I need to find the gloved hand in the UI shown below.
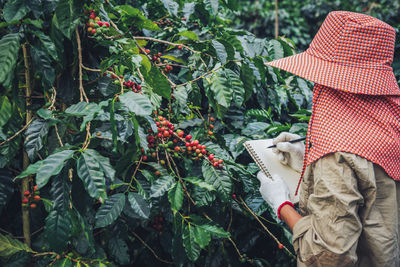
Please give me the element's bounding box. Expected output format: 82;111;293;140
257;172;292;219
272;132;305;173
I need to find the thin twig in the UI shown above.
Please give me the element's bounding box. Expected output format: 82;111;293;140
134;36;199;54
174;64;224;88
0;118;34;146
238;196;296;259
131;231;173;264
75;27;89;103
228;237;244;259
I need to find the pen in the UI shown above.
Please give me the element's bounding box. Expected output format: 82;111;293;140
267;136;307;148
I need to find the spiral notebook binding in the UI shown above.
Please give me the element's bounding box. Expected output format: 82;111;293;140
244;142;273;180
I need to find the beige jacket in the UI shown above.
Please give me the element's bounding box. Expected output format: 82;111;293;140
293;152;400;267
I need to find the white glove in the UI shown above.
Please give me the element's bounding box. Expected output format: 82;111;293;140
272;132;305;173
257;172;291;219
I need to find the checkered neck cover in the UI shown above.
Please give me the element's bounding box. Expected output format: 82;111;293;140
266;11;400;95
301;84;400;186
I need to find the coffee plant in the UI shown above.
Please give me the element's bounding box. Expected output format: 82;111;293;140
0;0;318;266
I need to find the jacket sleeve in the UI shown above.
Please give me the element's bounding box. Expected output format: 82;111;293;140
292;153;365;267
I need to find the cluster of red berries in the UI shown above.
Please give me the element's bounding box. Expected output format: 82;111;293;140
163;64;173;74
152;213;164;231
153;19;174;27
151;52;162;62
123;80;142;93
103;72;143;93
85;9;110;35
22;185;40;209
143;113;224;169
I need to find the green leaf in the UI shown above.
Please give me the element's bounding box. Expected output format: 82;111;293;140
127;192;150;219
162;0;179;17
0;96;12;128
205;68;233;118
224;69;244;107
45;210;72;253
108;237;130;265
50;169;71;212
65;102;98;116
202;160;232;202
197;224;230;238
240;63;255;102
77;151;107;201
168;182;183;211
3;0;31;22
0;169;14;214
269;39;284;60
177;30;199;41
36;150;75;189
15;160;44;179
0;33;20;86
119;91;153;116
150;176;175;198
30;44;55;89
161;55;186;65
204;0;219;16
53;258;73;267
183;177;215;191
212;40;227;64
142;66;171;99
36;109;53;120
0;233;32;259
95;193;126;228
32;30;58;61
53;0;80;39
140;55;151;72
84;149;116;182
183;3;196;20
182;224;201;262
24;118;49;161
193;226;211;249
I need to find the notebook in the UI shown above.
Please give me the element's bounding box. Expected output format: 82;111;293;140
244;139;301;203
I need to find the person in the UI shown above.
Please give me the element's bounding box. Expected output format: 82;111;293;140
257;11;400;267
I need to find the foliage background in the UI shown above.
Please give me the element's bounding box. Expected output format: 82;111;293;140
0;0;398;266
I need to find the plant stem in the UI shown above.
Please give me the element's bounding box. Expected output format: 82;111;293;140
21;44;31;247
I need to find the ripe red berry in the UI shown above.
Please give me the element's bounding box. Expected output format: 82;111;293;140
278;243;284;249
177;45;182;50
157;132;162;138
195;149;201;154
152;56;157;61
104;22;110;27
193;140;199;146
30;203;37;209
213;162;219;167
136;84;142;90
91;29;96;34
172;139;178;143
22;198;29;204
178;131;184;137
185;142;190;147
97;21;103;26
174;146;180;152
89;13;95;19
201;149;207;154
218;159;223;164
158;52;162;57
163;131;169;137
145;49;150;54
24;191;30;196
155;171;161;176
210;117;215;122
208;131;213;135
33;195;41;201
33;185;38;191
209;154;214;160
185;135;192;141
156;122;160;126
232;194;236;198
142;155;148;161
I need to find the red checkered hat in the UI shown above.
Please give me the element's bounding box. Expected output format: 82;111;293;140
266;11;400;95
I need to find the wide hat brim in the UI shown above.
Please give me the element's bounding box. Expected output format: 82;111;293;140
265;51;400;96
